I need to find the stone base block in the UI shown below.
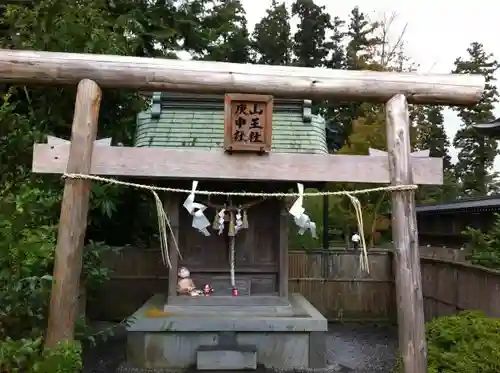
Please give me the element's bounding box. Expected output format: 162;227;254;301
126;293;328;370
196;345;257;370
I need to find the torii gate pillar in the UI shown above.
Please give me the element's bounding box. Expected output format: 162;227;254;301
386;94;427;373
44;79;102;348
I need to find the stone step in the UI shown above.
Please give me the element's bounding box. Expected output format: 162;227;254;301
164;295;295;317
168;295;291;307
196;345;257;371
163;305;294;317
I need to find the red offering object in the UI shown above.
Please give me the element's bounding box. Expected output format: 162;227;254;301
232;287;238;296
203;284;213;296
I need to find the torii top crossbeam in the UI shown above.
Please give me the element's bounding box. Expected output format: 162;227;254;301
0;49;485;105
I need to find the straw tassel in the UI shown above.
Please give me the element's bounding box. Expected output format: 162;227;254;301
228;211;236;236
212;209;220;230
242;209;249;229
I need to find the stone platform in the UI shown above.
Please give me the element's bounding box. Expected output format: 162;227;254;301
126;293;328;371
164;295;295;317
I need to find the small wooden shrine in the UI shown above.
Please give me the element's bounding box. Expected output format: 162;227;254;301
121;93;329;370
136;93;326;298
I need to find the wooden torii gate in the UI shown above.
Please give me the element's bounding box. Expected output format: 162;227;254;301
0;49;484;373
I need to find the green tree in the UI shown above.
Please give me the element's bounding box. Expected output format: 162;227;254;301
332;107;392;246
251;0;292;65
326;16;346;70
166;0;217;56
323;16;346;152
290;0;334;159
0;1;187;365
323;10;411;243
325;7;381;151
414;105;452;170
102;0;191;57
345;6;380;70
2;0;147;144
1;0;154;244
196;0;252;63
413;105;459;203
452;42;499;196
1;0;157;348
291;0;332;68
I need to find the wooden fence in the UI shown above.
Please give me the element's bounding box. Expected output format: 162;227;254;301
419;246;468;262
86;247;500;322
287;250;395;321
421;257;500;319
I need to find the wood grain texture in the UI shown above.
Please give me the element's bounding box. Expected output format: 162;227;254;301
47;135;111;146
0;49;484;105
369;148;431;158
385;94;428;373
32;145;444;185
45;79;102;348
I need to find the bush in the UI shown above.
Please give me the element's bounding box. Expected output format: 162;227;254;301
0;338;82;373
463;213;500;269
0;177;118;370
393;311;500;373
0;182;60;340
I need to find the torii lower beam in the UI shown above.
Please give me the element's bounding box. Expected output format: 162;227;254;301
0;49;485;105
32;145;443;185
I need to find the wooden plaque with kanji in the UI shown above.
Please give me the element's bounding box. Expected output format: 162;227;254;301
224;94;273;153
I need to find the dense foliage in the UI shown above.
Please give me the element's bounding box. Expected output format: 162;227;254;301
0;339;82;373
394;311;500;373
462;213;500;269
0;0;498;370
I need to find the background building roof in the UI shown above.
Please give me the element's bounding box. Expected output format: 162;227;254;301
416;195;500;214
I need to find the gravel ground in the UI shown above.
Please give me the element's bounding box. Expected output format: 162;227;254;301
83;323;397;373
325;324;397;372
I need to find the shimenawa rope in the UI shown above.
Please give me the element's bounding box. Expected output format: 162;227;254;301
62;173;418;274
63;173;416;197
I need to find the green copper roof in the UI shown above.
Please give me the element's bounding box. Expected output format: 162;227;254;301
135;93;327;154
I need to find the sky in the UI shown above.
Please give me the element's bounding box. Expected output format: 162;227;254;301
238;0;500;166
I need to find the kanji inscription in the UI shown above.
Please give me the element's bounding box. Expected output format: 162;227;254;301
224;94;273;153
